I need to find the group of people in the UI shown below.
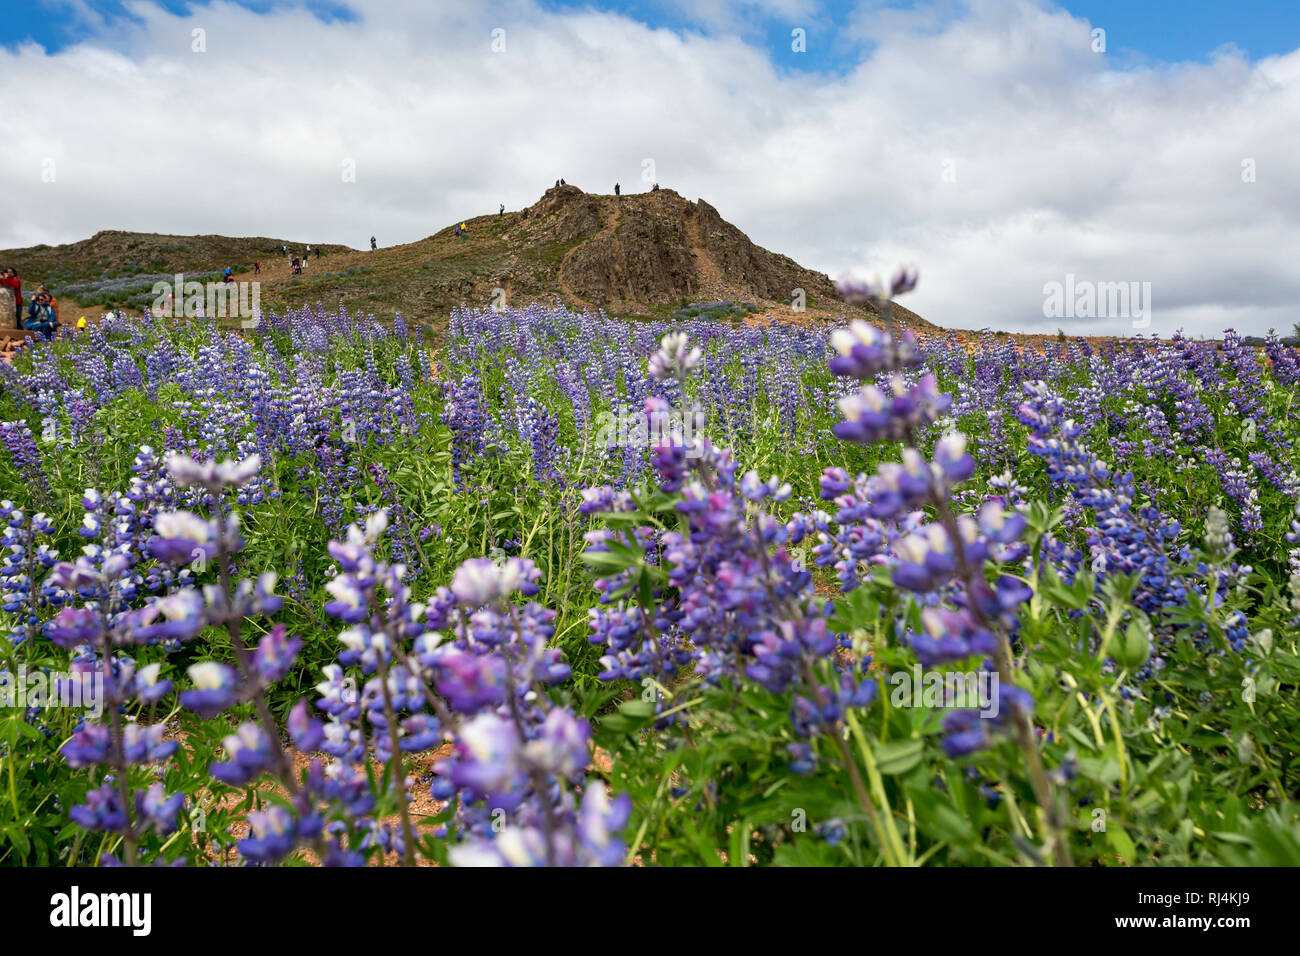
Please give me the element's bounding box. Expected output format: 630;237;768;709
289;247;314;274
1;267;59;338
282;244;319;267
551;178;658;195
24;286;57;338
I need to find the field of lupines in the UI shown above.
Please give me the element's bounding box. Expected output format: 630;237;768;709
1;276;1299;867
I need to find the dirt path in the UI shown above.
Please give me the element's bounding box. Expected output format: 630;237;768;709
683;202;725;297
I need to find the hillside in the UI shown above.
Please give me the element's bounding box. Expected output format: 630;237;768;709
3;230;348;285
0;188;931;329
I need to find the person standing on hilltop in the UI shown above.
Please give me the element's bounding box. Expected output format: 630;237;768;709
282;244;287;257
499;203;505;218
371;236;377;251
560;178;566;185
614;182;620;196
1;268;22;327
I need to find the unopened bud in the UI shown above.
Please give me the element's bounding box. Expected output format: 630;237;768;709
1113;616;1151;669
1204;505;1233;557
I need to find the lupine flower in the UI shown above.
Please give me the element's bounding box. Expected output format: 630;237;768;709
449;556;541;606
211;723;274;785
147;510;216;564
69;783;129;832
647;332;703;382
166;452;262;488
180;662;239;717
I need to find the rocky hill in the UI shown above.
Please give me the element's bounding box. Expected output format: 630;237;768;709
2;230;348;283
0;188;930;329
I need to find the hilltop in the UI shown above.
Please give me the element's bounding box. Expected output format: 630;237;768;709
0;188;931;329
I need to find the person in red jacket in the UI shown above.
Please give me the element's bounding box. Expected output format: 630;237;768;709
0;268;21;327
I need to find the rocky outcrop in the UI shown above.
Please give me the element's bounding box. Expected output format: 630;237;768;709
522;186;841;311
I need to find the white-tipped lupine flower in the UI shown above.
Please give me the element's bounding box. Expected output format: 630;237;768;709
166;452;261;488
450;556;541;606
647;332;703;381
364;510;388;543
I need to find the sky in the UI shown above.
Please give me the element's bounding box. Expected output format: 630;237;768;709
1;0;1298;337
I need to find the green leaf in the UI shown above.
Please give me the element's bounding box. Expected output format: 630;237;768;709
1107;825;1136;864
619;699;656;720
4;825;30;858
873;738;925;776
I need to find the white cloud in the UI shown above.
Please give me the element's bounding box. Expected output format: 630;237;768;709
1;0;1297;336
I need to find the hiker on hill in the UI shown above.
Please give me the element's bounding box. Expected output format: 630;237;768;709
499;203;505;218
370;236;377;251
560;178;566;185
254;261;261;274
555;179;560;188
614;182;620;196
282;244;287;257
1;268;21;327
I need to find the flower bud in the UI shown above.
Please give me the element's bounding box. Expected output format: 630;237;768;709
1204;505;1233;557
1113;616;1151;669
